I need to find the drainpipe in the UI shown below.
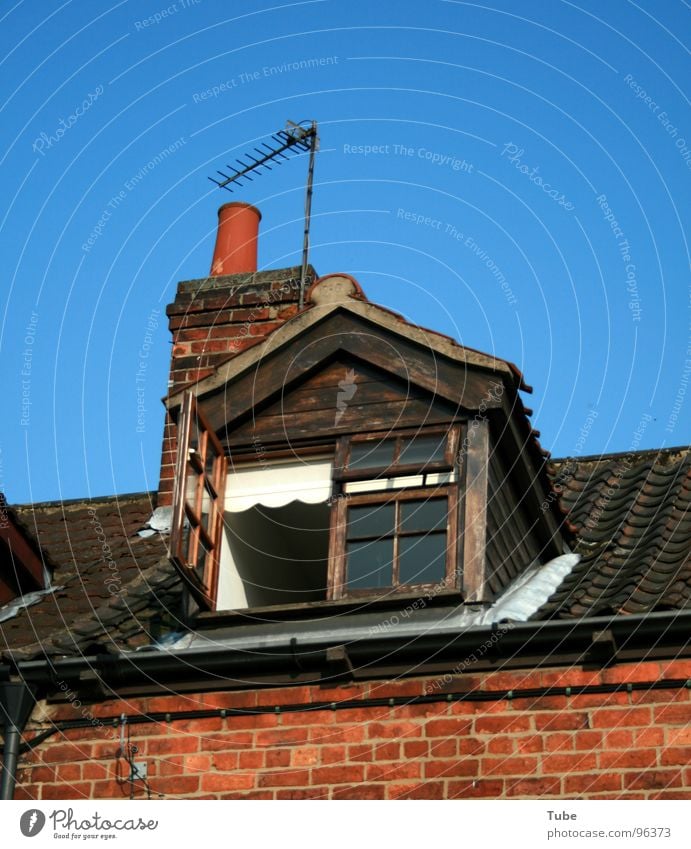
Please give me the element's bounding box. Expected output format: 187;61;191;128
0;682;36;800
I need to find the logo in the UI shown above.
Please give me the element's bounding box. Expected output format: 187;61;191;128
20;809;46;837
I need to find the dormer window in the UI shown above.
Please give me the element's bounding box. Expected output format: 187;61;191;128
329;429;461;599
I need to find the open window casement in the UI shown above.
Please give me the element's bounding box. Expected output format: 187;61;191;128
170;392;227;609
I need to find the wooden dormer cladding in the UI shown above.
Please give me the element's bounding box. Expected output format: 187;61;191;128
0;494;45;605
166;273;567;611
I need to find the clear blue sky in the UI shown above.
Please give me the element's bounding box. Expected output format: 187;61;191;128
1;0;689;504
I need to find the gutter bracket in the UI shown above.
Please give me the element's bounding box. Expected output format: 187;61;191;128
584;628;618;668
321;645;354;683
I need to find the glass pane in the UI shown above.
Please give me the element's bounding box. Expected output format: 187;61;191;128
348;439;395;470
346;538;393;590
347;503;395;539
398;534;447;585
185;464;199;505
398;435;446;466
196;534;210;584
400;498;447;533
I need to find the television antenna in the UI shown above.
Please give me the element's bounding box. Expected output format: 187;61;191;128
208;119;319;308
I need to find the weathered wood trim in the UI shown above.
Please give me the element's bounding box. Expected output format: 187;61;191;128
462;419;490;603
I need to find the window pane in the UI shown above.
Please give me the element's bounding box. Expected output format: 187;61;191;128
196;533;210;584
347;503;395;539
185;464;199;505
398;435;446;466
348;439;395;470
398;534;447;585
346;538;393;589
400;498;447;533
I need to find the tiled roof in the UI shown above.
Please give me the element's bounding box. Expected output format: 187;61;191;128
537;446;691;618
0;493;181;660
1;446;689;660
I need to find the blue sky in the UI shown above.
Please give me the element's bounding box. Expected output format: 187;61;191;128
0;0;689;503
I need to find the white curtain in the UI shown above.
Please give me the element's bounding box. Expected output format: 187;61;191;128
224;458;333;512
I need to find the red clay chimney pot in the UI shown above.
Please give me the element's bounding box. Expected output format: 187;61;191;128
210;201;261;276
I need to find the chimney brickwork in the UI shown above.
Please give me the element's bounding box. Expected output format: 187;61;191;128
156;203;317;505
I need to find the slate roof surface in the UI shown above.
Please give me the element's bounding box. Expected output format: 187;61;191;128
537;446;691;618
0;493;179;660
1;446;689;660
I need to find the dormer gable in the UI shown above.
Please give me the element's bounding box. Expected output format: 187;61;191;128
160;239;568;615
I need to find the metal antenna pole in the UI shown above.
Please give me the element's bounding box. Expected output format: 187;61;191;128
299;121;318;309
208;119;319;310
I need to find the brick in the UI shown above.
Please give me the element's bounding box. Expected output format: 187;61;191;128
459;738;485;756
200;773;255;792
653;704;691;725
402;740;428;759
387;781;446;800
600;749;657;770
667;727;691;746
475;715;532;734
258;769;311;788
542;753;598;774
424;759;479;779
212;752;240;770
292;747;319;766
660;747;691;766
42;782;93;799
564;772;623;794
372;741;401;760
238;751;264;769
425;718;472;737
515;735;543;754
534;712;588;731
573;731;602;750
321;745;347;764
333;783;386;800
447;779;505;799
146;736;199;755
367;761;421;782
482;756;539;777
201;731;254;751
624;770;683;790
505;777;562;797
276;788;328;800
256;728;309;747
633;727;665;747
56;764;81;781
311;765;364;785
590;707;652;728
601;662;661;684
349;744;375;762
428;738;457;757
312;724;364;745
487;737;513;754
266;749;291;767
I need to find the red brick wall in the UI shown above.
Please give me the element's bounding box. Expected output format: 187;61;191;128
157;267;307;506
15;659;691;800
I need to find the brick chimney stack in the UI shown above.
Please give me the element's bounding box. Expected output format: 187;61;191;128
157;205;316;506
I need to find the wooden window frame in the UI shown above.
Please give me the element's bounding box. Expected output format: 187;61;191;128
328;427;462;601
170;392;227;609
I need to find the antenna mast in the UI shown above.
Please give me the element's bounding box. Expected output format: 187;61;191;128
208;120;319;308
